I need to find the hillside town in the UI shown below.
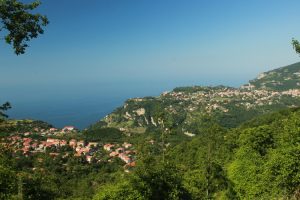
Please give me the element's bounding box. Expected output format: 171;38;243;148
163;88;300;113
102;87;300;133
0;126;136;170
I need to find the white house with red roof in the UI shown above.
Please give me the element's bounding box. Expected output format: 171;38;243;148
122;142;132;149
104;144;114;151
62;126;76;132
118;153;132;164
87;142;98;147
69;139;77;148
86;156;93;163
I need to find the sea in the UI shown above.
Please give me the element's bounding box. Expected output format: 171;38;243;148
3;79;243;130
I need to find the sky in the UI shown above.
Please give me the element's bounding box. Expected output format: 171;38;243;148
1;0;300;128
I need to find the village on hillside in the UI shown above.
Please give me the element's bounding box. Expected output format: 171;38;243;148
0;126;137;171
163;88;300;113
102;87;300;134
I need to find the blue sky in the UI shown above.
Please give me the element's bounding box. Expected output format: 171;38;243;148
1;0;300;127
2;0;300;88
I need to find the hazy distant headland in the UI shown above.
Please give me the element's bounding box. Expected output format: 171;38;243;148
5;78;247;129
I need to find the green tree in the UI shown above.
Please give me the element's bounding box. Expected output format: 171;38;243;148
227;109;300;199
0;148;18;200
94;180;144;200
0;102;11;120
94;159;191;200
0;0;48;55
292;38;300;55
20;173;56;200
0;165;17;200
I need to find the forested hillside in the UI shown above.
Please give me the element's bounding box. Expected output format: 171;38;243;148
1;0;299;199
1;108;299;199
0;63;299;199
92;63;300;136
0;119;52;134
248;62;300;91
93;108;300;200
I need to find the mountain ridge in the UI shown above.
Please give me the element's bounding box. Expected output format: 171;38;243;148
247;62;300;91
90;62;300;135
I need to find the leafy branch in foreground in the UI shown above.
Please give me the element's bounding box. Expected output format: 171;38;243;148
292;38;300;55
0;102;11;119
0;0;49;55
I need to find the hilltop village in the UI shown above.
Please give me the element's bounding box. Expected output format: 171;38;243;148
0;126;137;171
162;88;300;113
102;87;300;134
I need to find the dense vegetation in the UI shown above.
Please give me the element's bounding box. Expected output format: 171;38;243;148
1;1;299;199
83;127;126;143
0;63;299;199
0;119;52;133
93;108;300;200
0;145;123;200
0;107;299;199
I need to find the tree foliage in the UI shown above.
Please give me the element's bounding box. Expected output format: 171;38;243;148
0;0;48;55
0;102;11;120
0;165;17;200
0;108;300;199
292;38;300;55
94;161;191;200
227;108;300;199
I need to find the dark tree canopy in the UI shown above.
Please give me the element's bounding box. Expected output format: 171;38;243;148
0;102;11;119
0;0;48;55
292;38;300;55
